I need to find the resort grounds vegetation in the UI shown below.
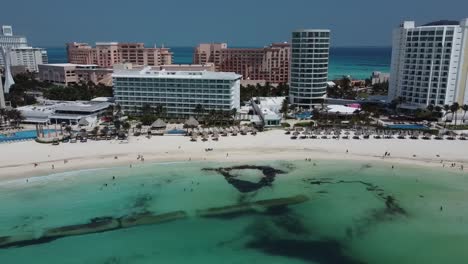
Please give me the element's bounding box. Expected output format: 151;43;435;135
5;73;112;106
130;103;238;127
43;83;113;101
327;77;389;100
0;108;25;128
240;82;289;102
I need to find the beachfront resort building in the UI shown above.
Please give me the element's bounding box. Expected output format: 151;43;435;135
289;29;331;107
67;42;173;68
389;19;468;108
0;25;47;72
38;63;113;86
18;100;113;125
193;42;290;84
113;68;241;117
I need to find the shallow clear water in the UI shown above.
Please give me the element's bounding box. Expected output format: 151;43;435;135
0;160;467;263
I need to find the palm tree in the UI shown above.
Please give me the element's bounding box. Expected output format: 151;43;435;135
450;103;460;126
154;104;166;119
426;104;434;113
5;109;24;128
443;104;450;116
461;104;468;124
280;99;289;118
230;108;237;121
122;122;131;131
434;105;442;118
193;104;205;120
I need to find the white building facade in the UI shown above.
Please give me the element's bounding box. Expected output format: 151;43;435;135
9;47;45;72
389;19;468;108
113;68;241;117
0;25;47;72
290;29;330;107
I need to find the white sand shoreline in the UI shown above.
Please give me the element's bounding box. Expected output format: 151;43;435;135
0;130;467;182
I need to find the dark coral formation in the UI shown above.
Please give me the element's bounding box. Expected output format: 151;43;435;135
203;165;286;193
0;211;188;249
246;237;363;264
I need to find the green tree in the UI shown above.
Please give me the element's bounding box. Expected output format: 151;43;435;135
193;104;205;119
462;104;468;123
122;122;131;131
280;98;289;117
450;102;460;126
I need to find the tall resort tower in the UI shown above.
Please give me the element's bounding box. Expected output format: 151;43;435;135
289;29;330;108
388;19;468;108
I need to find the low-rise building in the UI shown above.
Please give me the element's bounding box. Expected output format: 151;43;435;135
250;97;285;126
38;63;112;86
113;67;241;117
18;100;113;124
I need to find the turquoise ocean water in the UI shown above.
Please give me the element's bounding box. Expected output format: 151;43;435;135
46;46;391;80
0;160;467;263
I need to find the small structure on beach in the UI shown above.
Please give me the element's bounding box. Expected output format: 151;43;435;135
151;119;167;135
184;117;199;129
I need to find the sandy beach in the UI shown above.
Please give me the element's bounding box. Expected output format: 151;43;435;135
0;129;467;181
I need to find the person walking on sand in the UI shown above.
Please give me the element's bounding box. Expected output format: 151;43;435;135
52;164;55;170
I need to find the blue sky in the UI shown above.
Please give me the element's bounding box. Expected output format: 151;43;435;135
2;0;468;47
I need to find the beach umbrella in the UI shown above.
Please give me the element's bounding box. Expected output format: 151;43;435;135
151;119;167;129
184;116;199;128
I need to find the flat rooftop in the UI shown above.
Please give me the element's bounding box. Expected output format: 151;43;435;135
113;67;242;80
18;100;112;113
39;63;98;68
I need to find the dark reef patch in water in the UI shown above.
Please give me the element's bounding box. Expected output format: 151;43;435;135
203;165;286;193
305;178;407;239
131;194;153;213
246;237;363;264
272;213;310;236
305;178;407;217
0;235;61;249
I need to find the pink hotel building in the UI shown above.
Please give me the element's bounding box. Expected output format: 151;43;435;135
193;42;290;84
67;42;173;68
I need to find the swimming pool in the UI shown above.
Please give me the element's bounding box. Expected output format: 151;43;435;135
0;129;57;142
295;111;313;120
386;124;429;130
166;129;187;135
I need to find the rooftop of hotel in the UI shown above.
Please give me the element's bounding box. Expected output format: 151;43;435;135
18;101;112;114
39;63;99;68
255;97;287;108
113;67;242;80
422;20;460;26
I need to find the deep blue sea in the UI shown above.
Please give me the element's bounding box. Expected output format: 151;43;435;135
46;46;391;80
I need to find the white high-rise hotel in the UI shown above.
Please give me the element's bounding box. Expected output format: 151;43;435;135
389;19;468;108
113;68;241;117
0;25;48;72
290;29;330;107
